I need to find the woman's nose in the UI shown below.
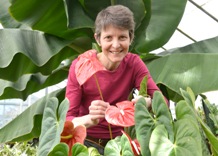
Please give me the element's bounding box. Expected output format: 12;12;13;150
112;39;121;48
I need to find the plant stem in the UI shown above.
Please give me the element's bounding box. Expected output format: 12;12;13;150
94;74;113;140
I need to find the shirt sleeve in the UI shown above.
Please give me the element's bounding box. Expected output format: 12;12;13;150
65;59;82;121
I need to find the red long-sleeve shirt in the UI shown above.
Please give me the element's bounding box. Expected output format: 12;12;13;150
66;51;162;139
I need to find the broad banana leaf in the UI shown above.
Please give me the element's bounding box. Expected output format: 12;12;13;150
148;36;218;102
0;67;68;100
134;0;187;53
0;29;73;81
0;0;22;28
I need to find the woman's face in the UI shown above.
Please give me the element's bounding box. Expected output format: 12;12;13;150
96;25;131;70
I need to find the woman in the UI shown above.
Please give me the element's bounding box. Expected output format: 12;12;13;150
65;4;167;154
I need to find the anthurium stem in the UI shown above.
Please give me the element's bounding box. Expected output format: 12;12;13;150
94;74;113;140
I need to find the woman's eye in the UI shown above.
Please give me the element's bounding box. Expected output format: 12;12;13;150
105;36;111;40
120;36;127;40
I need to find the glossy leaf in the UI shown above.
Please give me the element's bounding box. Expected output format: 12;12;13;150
134;0;187;52
152;91;174;141
150;120;201;156
71;143;89;156
37;98;69;156
81;0;146;30
0;66;69;100
135;91;173;156
148;36;218;102
180;88;218;155
105;101;135;127
75;50;105;85
48;143;69;156
0;0;22;28
104;137;122;156
0;29;73;81
9;0;93;40
0;89;65;143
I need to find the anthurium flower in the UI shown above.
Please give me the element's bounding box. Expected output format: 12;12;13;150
75;49;105;85
105;101;135;127
122;130;141;156
60;121;86;156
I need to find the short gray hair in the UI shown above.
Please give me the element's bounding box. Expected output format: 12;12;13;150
95;5;135;42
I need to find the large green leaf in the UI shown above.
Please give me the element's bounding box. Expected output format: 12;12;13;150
81;0;146;29
150;119;201;156
9;0;93;39
71;143;89;156
48;143;69;156
37;98;69;156
0;0;22;28
134;0;187;52
135;98;154;156
0;65;68;100
180;88;218;156
135;91;173;156
0;29;73;81
104;137;121;156
148;36;218;102
0;89;65;143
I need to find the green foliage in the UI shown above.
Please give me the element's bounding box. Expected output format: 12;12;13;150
1;0;218;155
37;98;69;155
139;76;148;97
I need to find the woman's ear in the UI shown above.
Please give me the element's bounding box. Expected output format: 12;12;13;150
94;33;101;46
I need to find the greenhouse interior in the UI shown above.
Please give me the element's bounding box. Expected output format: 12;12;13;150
1;0;218;128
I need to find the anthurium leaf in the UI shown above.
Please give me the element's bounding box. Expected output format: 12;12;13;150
135;97;154;156
104;136;121;156
148;36;218;102
87;147;101;156
121;134;134;156
180;87;196;108
0;66;68;100
71;143;89;156
0;89;65;143
139;76;148;97
149;125;173;156
150;119;202;156
9;0;93;39
175;100;196;122
48;143;69;156
179;87;218;155
135;91;174;156
37;97;69;156
152;91;174;141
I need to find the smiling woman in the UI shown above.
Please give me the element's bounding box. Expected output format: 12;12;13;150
65;5;166;155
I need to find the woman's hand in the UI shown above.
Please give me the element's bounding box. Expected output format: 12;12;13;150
132;95;152;109
88;100;110;126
